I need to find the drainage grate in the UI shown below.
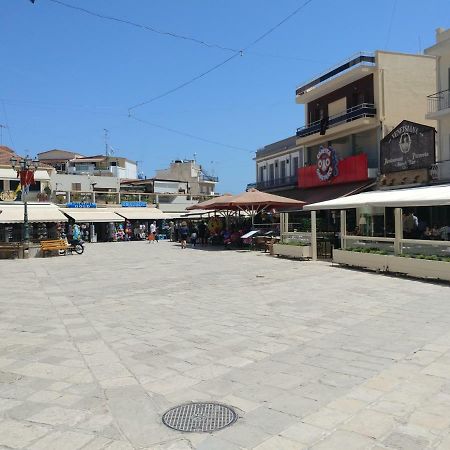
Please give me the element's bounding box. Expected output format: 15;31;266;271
162;402;238;432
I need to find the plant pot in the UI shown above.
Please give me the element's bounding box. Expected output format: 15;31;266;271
273;244;311;259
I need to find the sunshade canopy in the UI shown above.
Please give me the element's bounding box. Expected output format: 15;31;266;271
228;189;306;209
186;194;234;210
303;184;450;211
113;207;168;220
0;203;68;223
60;208;124;223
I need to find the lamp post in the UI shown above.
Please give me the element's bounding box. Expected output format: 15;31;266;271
10;155;39;243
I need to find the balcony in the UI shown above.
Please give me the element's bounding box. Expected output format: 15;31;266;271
296;103;377;139
256;175;298;191
427;89;450;118
296;52;376;97
430;160;450;183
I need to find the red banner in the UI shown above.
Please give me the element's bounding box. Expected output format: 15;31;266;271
18;170;35;187
298;153;368;188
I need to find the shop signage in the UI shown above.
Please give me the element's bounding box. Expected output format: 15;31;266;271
66;202;97;208
121;201;147;207
316;146;339;181
298;153;368;188
380;120;435;173
0;191;18;202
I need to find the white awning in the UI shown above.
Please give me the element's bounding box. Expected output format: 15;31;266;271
113;207;168;220
304;184;450;211
0;203;68;223
0;168;50;181
60;208;124;223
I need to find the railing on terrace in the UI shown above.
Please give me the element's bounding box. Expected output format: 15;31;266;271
257;175;298;190
296;103;376;138
430;160;450;182
296;52;376;96
427;89;450;114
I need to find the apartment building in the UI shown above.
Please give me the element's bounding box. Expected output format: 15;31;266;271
425;27;450;183
295;50;436;199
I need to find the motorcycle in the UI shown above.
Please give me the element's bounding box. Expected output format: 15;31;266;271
69;238;85;255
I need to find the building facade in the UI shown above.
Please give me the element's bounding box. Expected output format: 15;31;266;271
425;27;450;183
154;160;218;196
254;136;304;191
254;50;437;203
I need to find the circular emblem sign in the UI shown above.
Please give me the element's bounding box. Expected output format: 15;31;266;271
0;191;18;202
316;146;338;181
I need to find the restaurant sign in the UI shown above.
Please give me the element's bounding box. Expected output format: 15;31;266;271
380;120;435;173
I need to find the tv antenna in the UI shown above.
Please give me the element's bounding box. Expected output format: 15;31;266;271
103;129;110;156
0;124;7;146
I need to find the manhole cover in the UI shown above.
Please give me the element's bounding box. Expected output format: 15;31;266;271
162;402;238;432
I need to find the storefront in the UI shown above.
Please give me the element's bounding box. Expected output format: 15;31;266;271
0;203;68;242
60;207;124;242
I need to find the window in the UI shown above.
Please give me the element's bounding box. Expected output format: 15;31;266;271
293;157;299;173
280;160;286;178
259;166;264;182
72;183;81;191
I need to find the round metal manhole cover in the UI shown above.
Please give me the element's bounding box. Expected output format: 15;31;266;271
162;402;238;432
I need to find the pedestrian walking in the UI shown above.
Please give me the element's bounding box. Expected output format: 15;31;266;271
179;221;189;249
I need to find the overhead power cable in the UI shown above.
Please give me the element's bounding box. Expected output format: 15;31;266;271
46;0;238;53
129;115;252;153
128;0;314;112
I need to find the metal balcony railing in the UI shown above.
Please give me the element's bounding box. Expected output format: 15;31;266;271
430;160;450;182
256;175;298;190
427;89;450;114
296;103;376;138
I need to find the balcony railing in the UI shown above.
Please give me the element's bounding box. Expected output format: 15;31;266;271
427;89;450;114
256;175;298;190
296;103;376;139
430;160;450;182
200;174;219;182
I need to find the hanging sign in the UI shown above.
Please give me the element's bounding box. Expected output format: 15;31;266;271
380;120;435;173
316;146;339;181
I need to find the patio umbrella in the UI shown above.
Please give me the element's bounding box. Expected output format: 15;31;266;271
228;188;305;226
186;193;234;210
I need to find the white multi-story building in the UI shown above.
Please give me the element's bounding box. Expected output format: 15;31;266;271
425;27;450;183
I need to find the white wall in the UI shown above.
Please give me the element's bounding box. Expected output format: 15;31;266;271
256;149;304;182
51;173;120;192
124;161;138;179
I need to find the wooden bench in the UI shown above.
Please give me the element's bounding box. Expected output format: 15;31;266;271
0;243;23;259
40;239;71;256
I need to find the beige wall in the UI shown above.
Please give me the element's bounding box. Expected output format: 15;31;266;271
375;51;437;135
425;28;450;162
52;173;120;192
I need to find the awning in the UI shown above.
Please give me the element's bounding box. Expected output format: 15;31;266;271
60;208;124;223
279;181;374;205
113;207;168;220
0;168;50;181
304;184;450;211
0;203;68;223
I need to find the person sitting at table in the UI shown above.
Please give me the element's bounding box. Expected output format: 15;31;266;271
431;225;440;240
423;227;432;239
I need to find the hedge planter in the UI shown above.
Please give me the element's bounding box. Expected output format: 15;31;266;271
333;249;450;282
273;244;311;259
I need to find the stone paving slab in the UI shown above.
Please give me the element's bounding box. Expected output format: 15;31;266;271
0;241;449;449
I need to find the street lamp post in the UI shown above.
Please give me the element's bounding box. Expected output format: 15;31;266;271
10;155;39;243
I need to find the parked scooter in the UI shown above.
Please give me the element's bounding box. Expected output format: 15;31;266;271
69;239;84;255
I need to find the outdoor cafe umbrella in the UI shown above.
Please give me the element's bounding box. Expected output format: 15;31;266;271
186;193;234;211
228;188;305;226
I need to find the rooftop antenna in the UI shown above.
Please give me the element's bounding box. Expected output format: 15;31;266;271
193;152;197;162
0;124;7;146
103;129;109;156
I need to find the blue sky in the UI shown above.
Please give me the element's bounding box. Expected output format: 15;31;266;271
2;0;449;193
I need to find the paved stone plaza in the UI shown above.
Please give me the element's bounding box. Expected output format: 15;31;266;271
1;242;450;449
